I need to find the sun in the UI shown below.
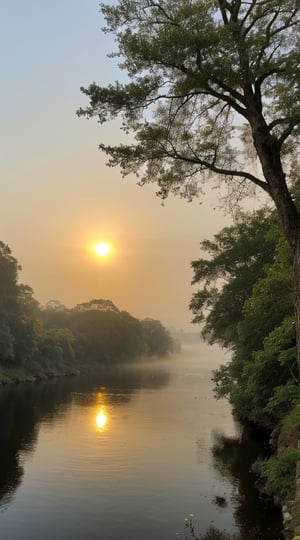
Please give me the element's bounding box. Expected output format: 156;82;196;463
95;242;110;257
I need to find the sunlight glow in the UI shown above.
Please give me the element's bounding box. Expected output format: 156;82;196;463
95;242;110;257
96;407;107;430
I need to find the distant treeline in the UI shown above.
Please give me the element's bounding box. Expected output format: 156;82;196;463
0;242;174;379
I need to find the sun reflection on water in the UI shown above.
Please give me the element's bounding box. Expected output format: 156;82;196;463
96;406;108;431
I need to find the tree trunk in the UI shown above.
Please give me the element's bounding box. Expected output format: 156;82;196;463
293;220;300;379
248;107;300;379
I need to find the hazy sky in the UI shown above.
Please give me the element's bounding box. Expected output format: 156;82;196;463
1;1;265;330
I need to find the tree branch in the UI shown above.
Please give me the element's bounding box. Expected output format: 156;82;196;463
155;59;248;118
142;2;180;27
254;67;284;99
159;143;270;194
268;117;300;132
278;122;299;148
217;0;230;24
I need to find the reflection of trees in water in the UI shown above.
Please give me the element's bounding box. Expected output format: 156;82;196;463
211;422;284;540
0;365;170;509
73;365;170;406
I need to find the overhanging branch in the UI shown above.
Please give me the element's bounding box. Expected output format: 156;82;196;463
159;144;271;194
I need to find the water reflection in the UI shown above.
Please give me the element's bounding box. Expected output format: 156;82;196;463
211;422;284;540
96;406;108;431
0;364;170;511
0;350;284;540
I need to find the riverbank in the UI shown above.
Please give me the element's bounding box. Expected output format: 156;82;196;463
273;408;300;540
0;351;173;387
247;405;300;540
0;360;84;386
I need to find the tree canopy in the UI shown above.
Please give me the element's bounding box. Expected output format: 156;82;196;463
190;209;278;347
191;208;298;423
0;242;174;379
78;1;299;231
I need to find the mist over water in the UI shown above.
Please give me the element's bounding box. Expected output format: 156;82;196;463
0;338;282;540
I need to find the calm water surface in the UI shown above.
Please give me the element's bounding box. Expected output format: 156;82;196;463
0;339;283;540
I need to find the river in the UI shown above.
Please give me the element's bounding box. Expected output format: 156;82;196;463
0;338;283;540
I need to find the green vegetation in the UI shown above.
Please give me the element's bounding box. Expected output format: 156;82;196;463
0;242;174;384
280;406;300;445
190;208;296;425
190;204;300;503
263;448;300;499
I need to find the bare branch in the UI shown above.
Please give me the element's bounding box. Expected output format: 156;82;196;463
278;122;299;148
217;0;230;24
240;0;259;28
268;117;299;132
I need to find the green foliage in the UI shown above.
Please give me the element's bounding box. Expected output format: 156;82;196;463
263;448;300;498
226;315;297;421
264;383;300;418
41;299;174;365
11;316;40;364
279;406;300;443
37;328;77;368
141;318;173;357
212;363;233;400
193;203;299;424
73;298;120;313
66;306;146;363
254;315;295;369
78;1;300;218
0;242;20;315
0;319;15;362
0;242;174;382
238;237;293;357
190;209;278;348
0;242;41;365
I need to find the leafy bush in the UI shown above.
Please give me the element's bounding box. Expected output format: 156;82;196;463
278;405;300;449
281;406;300;434
263;448;300;498
264;384;300;419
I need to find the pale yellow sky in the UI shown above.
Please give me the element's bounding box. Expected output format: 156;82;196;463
1;1;266;330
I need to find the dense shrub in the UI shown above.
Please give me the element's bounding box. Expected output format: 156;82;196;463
263;449;300;499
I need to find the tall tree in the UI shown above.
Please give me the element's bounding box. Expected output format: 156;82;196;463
190;209;279;348
78;1;300;368
0;242;20;316
0;242;40;363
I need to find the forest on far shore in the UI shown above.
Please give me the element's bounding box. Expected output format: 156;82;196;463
0;242;174;381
